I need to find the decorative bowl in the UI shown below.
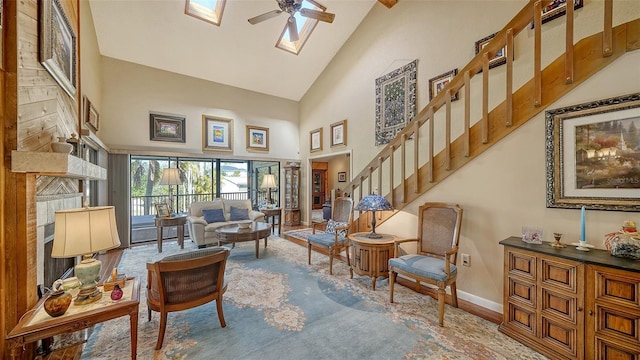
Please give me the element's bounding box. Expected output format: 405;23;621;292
50;142;73;154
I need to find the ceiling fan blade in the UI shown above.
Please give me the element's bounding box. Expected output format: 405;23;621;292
248;10;283;25
299;8;335;23
287;16;299;42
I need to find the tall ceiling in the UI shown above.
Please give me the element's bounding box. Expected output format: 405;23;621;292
89;0;379;101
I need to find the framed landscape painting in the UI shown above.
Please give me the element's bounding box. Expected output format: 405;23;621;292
39;0;77;98
546;93;640;212
246;125;269;152
150;113;186;142
203;115;233;152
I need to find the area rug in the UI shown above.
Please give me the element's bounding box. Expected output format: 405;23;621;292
81;237;547;360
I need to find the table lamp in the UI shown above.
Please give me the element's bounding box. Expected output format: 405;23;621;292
261;174;277;207
51;206;121;304
355;194;394;238
160;168;183;213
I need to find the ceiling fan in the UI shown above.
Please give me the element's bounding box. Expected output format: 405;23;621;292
247;0;335;42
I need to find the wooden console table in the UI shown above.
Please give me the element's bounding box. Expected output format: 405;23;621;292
6;277;141;360
348;232;397;290
155;216;187;253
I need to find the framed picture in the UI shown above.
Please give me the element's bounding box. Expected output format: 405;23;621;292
39;0;77;98
475;32;507;70
203;115;233;152
150;113;186;143
330;120;347;147
310;128;323;153
246;125;269;152
429;69;459;102
155;203;170;218
546;93;640;212
532;0;584;28
338;172;347;182
83;96;100;132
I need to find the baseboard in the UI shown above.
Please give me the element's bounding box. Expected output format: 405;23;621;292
457;289;503;314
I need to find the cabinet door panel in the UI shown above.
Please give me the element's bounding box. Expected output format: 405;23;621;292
541;258;579;293
542;288;577;322
595;338;640;360
595;305;640;343
508;250;536;280
509;277;536;307
507;302;536;335
541;316;578;357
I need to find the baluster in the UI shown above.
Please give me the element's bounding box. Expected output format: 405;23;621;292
464;71;470;157
413;122;419;193
565;0;574;84
506;29;514;127
603;0;613;56
445;89;452;171
428;107;434;182
378;156;383;197
534;1;542;107
482;52;489;144
401;134;407;203
389;145;395;205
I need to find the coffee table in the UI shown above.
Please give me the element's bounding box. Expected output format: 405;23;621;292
216;222;271;258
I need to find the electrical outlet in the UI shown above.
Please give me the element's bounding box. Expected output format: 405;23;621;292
462;254;471;267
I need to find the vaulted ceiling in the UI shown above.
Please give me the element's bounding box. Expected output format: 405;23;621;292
89;0;390;101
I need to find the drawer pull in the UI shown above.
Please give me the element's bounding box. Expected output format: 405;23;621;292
589;310;593;316
577;307;583;312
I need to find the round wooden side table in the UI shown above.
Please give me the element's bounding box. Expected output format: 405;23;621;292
348;232;397;290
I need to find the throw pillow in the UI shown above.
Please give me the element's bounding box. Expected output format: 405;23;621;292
202;208;226;223
325;219;348;238
230;206;250;221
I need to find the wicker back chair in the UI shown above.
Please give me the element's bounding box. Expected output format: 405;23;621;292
388;202;463;326
146;247;229;349
307;197;354;275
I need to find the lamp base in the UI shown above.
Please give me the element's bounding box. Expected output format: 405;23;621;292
74;287;103;305
367;232;383;239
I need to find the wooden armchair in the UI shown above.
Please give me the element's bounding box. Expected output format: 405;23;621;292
389;202;463;326
307;197;354;275
146;247;229;349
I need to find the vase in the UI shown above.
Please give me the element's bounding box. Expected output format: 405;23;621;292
44;290;72;317
110;283;123;301
50;137;73;154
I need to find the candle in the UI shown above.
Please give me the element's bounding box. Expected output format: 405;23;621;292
580;206;586;242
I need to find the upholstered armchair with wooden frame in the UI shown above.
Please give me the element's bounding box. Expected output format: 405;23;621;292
146;247;229;349
307;197;354;275
388;202;463;327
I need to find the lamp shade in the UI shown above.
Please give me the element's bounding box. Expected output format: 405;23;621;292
159;168;182;186
51;206;121;258
355;194;393;212
260;174;277;189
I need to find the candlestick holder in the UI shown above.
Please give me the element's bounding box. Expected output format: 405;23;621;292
551;233;566;248
572;241;594;251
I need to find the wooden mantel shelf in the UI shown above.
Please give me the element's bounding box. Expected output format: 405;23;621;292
11;151;107;180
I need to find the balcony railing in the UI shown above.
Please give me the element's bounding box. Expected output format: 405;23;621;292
131;190;279;217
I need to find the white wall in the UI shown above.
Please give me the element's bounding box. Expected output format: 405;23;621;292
300;0;640;310
99;57;300;161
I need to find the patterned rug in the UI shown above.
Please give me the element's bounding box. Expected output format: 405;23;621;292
81;237;547;360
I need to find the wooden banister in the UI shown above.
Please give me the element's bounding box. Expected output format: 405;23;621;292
339;0;638;227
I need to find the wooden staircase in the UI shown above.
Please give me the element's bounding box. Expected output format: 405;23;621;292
344;0;640;230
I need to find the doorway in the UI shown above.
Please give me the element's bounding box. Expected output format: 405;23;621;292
311;168;326;210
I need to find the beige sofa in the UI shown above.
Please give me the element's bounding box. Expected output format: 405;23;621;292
187;199;265;247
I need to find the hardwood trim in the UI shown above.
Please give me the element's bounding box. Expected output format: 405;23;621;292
565;0;575;84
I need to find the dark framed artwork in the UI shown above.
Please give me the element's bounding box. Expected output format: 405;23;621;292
246;125;269;152
532;0;584;28
546;93;640;212
428;69;459;102
475;32;507;70
39;0;77;98
375;60;417;146
83;96;99;132
203;115;233;152
338;172;346;182
150;113;186;143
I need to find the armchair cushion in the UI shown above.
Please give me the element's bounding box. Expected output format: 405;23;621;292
203;208;226;223
389;255;457;283
230;206;250;221
308;233;349;247
325;219;348;237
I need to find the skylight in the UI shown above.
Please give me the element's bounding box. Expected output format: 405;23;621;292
185;0;226;26
276;0;327;55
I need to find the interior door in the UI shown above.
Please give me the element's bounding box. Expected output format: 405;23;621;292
312;169;326;210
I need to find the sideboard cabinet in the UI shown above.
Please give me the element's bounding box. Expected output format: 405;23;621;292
499;237;640;360
283;165;300;226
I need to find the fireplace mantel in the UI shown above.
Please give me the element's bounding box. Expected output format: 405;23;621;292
11;151;107;180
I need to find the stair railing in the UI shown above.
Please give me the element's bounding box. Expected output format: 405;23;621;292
341;0;627;230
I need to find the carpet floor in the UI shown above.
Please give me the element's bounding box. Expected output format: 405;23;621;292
80;237;547;360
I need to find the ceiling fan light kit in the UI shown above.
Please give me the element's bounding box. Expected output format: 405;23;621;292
247;0;335;52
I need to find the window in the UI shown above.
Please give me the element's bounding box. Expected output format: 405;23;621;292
185;0;226;26
276;0;326;55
